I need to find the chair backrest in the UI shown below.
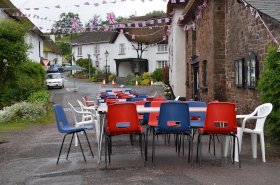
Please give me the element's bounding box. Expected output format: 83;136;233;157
107;103;141;135
148;101;165;127
68;102;80;124
187;101;206;122
156;101;191;133
254;103;273;131
204;102;237;134
141;101;151;125
53;104;70;133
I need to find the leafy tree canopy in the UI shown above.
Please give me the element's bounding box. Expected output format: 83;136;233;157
52;12;83;33
0;19;29;85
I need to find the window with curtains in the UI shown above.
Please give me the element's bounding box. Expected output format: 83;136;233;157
235;59;244;87
245;52;258;88
157;60;168;68
157;44;168;52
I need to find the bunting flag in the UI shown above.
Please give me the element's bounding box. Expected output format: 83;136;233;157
70;18;79;28
239;0;279;46
107;12;116;24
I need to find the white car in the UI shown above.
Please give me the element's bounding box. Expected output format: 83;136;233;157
45;73;64;89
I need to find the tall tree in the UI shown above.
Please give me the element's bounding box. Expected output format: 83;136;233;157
52;12;83;34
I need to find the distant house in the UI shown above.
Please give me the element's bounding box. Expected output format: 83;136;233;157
0;0;44;63
171;0;280;113
70;25;168;80
43;40;62;66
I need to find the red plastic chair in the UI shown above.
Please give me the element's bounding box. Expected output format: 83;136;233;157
198;102;240;168
105;103;144;168
105;98;119;105
82;96;95;107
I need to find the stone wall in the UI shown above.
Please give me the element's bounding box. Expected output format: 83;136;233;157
225;0;280;114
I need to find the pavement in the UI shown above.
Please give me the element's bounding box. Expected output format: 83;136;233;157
0;79;280;185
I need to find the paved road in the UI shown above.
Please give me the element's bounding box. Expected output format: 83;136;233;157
0;78;280;185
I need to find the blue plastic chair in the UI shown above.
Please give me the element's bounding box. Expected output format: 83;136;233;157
53;104;94;164
151;101;193;167
187;101;206;128
137;94;148;99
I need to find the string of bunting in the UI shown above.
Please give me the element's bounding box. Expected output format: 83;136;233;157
0;0;170;11
180;0;208;31
239;0;280;51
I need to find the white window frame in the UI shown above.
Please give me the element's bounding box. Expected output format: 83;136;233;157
157;60;168;69
77;47;82;56
157;44;168;53
119;43;125;54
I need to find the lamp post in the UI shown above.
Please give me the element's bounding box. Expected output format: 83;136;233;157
88;54;91;78
104;50;109;83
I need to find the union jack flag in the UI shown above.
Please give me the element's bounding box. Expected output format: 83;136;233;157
70;18;79;28
107;12;116;24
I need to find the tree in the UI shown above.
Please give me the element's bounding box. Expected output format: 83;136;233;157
257;46;280;142
0;19;29;87
145;10;166;18
52;12;83;34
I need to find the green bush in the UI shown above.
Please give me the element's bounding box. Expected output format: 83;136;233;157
109;73;116;82
12;61;46;101
257;46;280;142
28;90;50;104
0;102;48;123
76;58;95;76
141;72;152;85
152;68;163;82
126;73;136;85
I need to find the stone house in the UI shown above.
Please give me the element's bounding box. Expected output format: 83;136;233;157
43;39;62;66
173;0;280;113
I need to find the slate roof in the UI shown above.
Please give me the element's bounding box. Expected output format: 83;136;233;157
0;0;44;37
121;27;167;44
70;31;118;46
244;0;280;23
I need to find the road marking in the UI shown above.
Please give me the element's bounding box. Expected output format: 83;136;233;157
66;88;78;92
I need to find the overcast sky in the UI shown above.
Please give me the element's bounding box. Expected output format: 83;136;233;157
10;0;168;32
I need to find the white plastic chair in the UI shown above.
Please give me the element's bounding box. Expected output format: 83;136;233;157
225;103;273;162
77;100;102;163
68;102;99;149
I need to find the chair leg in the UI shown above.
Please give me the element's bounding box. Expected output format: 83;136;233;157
260;133;266;162
66;133;74;160
105;135;108;168
190;134;194;168
235;135;241;168
198;134;203;168
77;134;86;163
145;127;149;162
232;135;235;164
251;133;258;159
213;135;216;156
57;134;68;165
84;131;94;158
152;133;156;168
140;134;143;156
109;136;111;164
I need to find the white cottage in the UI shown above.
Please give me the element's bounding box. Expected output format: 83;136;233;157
43;40;62;66
70;27;168;80
0;0;45;63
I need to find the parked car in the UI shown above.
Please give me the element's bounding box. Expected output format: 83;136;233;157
45;73;64;89
47;64;64;73
62;63;72;71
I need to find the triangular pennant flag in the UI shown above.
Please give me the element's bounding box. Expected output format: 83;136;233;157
157;19;162;24
142;21;146;27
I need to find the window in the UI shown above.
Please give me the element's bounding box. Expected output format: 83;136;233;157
202;60;207;89
119;43;125;54
93;44;100;55
77;47;82;56
234;59;244;87
157;44;168;52
245;52;257;88
157;60;168;68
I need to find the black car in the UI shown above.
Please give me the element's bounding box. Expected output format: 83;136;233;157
47;64;64;73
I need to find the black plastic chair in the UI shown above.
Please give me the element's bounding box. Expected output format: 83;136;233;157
53;104;94;164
